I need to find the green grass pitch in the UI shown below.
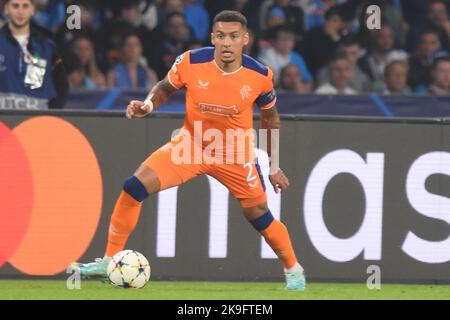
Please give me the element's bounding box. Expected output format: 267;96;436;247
0;280;449;300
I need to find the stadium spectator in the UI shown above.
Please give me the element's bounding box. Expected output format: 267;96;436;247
423;0;450;51
408;30;444;92
266;0;305;37
31;0;66;32
65;53;98;90
3;0;446;99
266;6;287;29
358;25;408;92
380;0;408;49
300;5;347;76
278;64;312;93
70;35;106;89
427;55;450;95
148;12;191;79
183;0;209;42
258;26;312;88
0;0;68;109
401;0;429;37
107;33;158;90
96;0;156;74
382;60;412;95
302;0;341;30
316;35;371;93
315;54;357;94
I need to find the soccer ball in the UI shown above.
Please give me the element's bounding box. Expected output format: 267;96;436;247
107;250;151;288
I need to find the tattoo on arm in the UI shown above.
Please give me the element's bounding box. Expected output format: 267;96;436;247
260;106;281;130
145;76;179;110
260;106;281;171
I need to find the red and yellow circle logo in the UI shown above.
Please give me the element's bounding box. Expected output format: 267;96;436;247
0;116;103;275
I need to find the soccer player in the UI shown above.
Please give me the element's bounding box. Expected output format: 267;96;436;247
71;11;305;291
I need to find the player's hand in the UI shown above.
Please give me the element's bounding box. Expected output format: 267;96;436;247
269;168;290;193
126;100;152;119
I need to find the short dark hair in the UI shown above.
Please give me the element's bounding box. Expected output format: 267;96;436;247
324;5;346;21
338;34;360;48
268;25;294;41
212;10;247;29
329;51;350;65
165;12;186;25
418;28;440;41
432;55;450;70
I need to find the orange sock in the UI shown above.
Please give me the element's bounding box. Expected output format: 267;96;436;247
260;220;298;269
105;191;142;257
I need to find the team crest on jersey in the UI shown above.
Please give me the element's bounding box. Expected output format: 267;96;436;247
240;85;252;100
199;103;238;116
198;80;210;89
171;53;185;74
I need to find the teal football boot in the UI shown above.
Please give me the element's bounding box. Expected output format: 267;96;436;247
69;257;111;281
284;263;306;291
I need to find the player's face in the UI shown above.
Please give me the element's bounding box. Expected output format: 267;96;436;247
211;22;249;64
5;0;35;29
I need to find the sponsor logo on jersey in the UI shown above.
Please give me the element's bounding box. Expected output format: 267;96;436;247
198;103;238;116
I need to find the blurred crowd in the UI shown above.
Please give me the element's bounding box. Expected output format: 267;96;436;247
1;0;450;96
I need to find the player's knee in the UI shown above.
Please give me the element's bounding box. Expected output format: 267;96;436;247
249;209;274;232
123;176;149;202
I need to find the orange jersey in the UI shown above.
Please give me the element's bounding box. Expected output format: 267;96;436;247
167;47;276;161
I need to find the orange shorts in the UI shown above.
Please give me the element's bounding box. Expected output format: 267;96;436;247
142;140;267;208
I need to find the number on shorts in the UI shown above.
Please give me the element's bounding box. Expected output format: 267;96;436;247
243;162;258;188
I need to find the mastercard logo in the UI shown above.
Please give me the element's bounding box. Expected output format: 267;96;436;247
0;116;103;275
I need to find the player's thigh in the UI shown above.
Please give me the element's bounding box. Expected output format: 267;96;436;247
140;142;204;192
209;161;267;210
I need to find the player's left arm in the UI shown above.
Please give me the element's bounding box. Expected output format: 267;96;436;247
260;106;290;193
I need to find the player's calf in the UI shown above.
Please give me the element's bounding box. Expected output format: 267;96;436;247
104;176;149;257
247;208;306;291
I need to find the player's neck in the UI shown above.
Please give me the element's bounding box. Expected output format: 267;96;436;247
214;56;242;74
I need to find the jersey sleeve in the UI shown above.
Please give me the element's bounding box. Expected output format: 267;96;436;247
167;51;190;90
255;68;277;110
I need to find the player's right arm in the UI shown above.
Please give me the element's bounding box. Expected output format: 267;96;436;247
126;76;179;119
126;52;189;119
